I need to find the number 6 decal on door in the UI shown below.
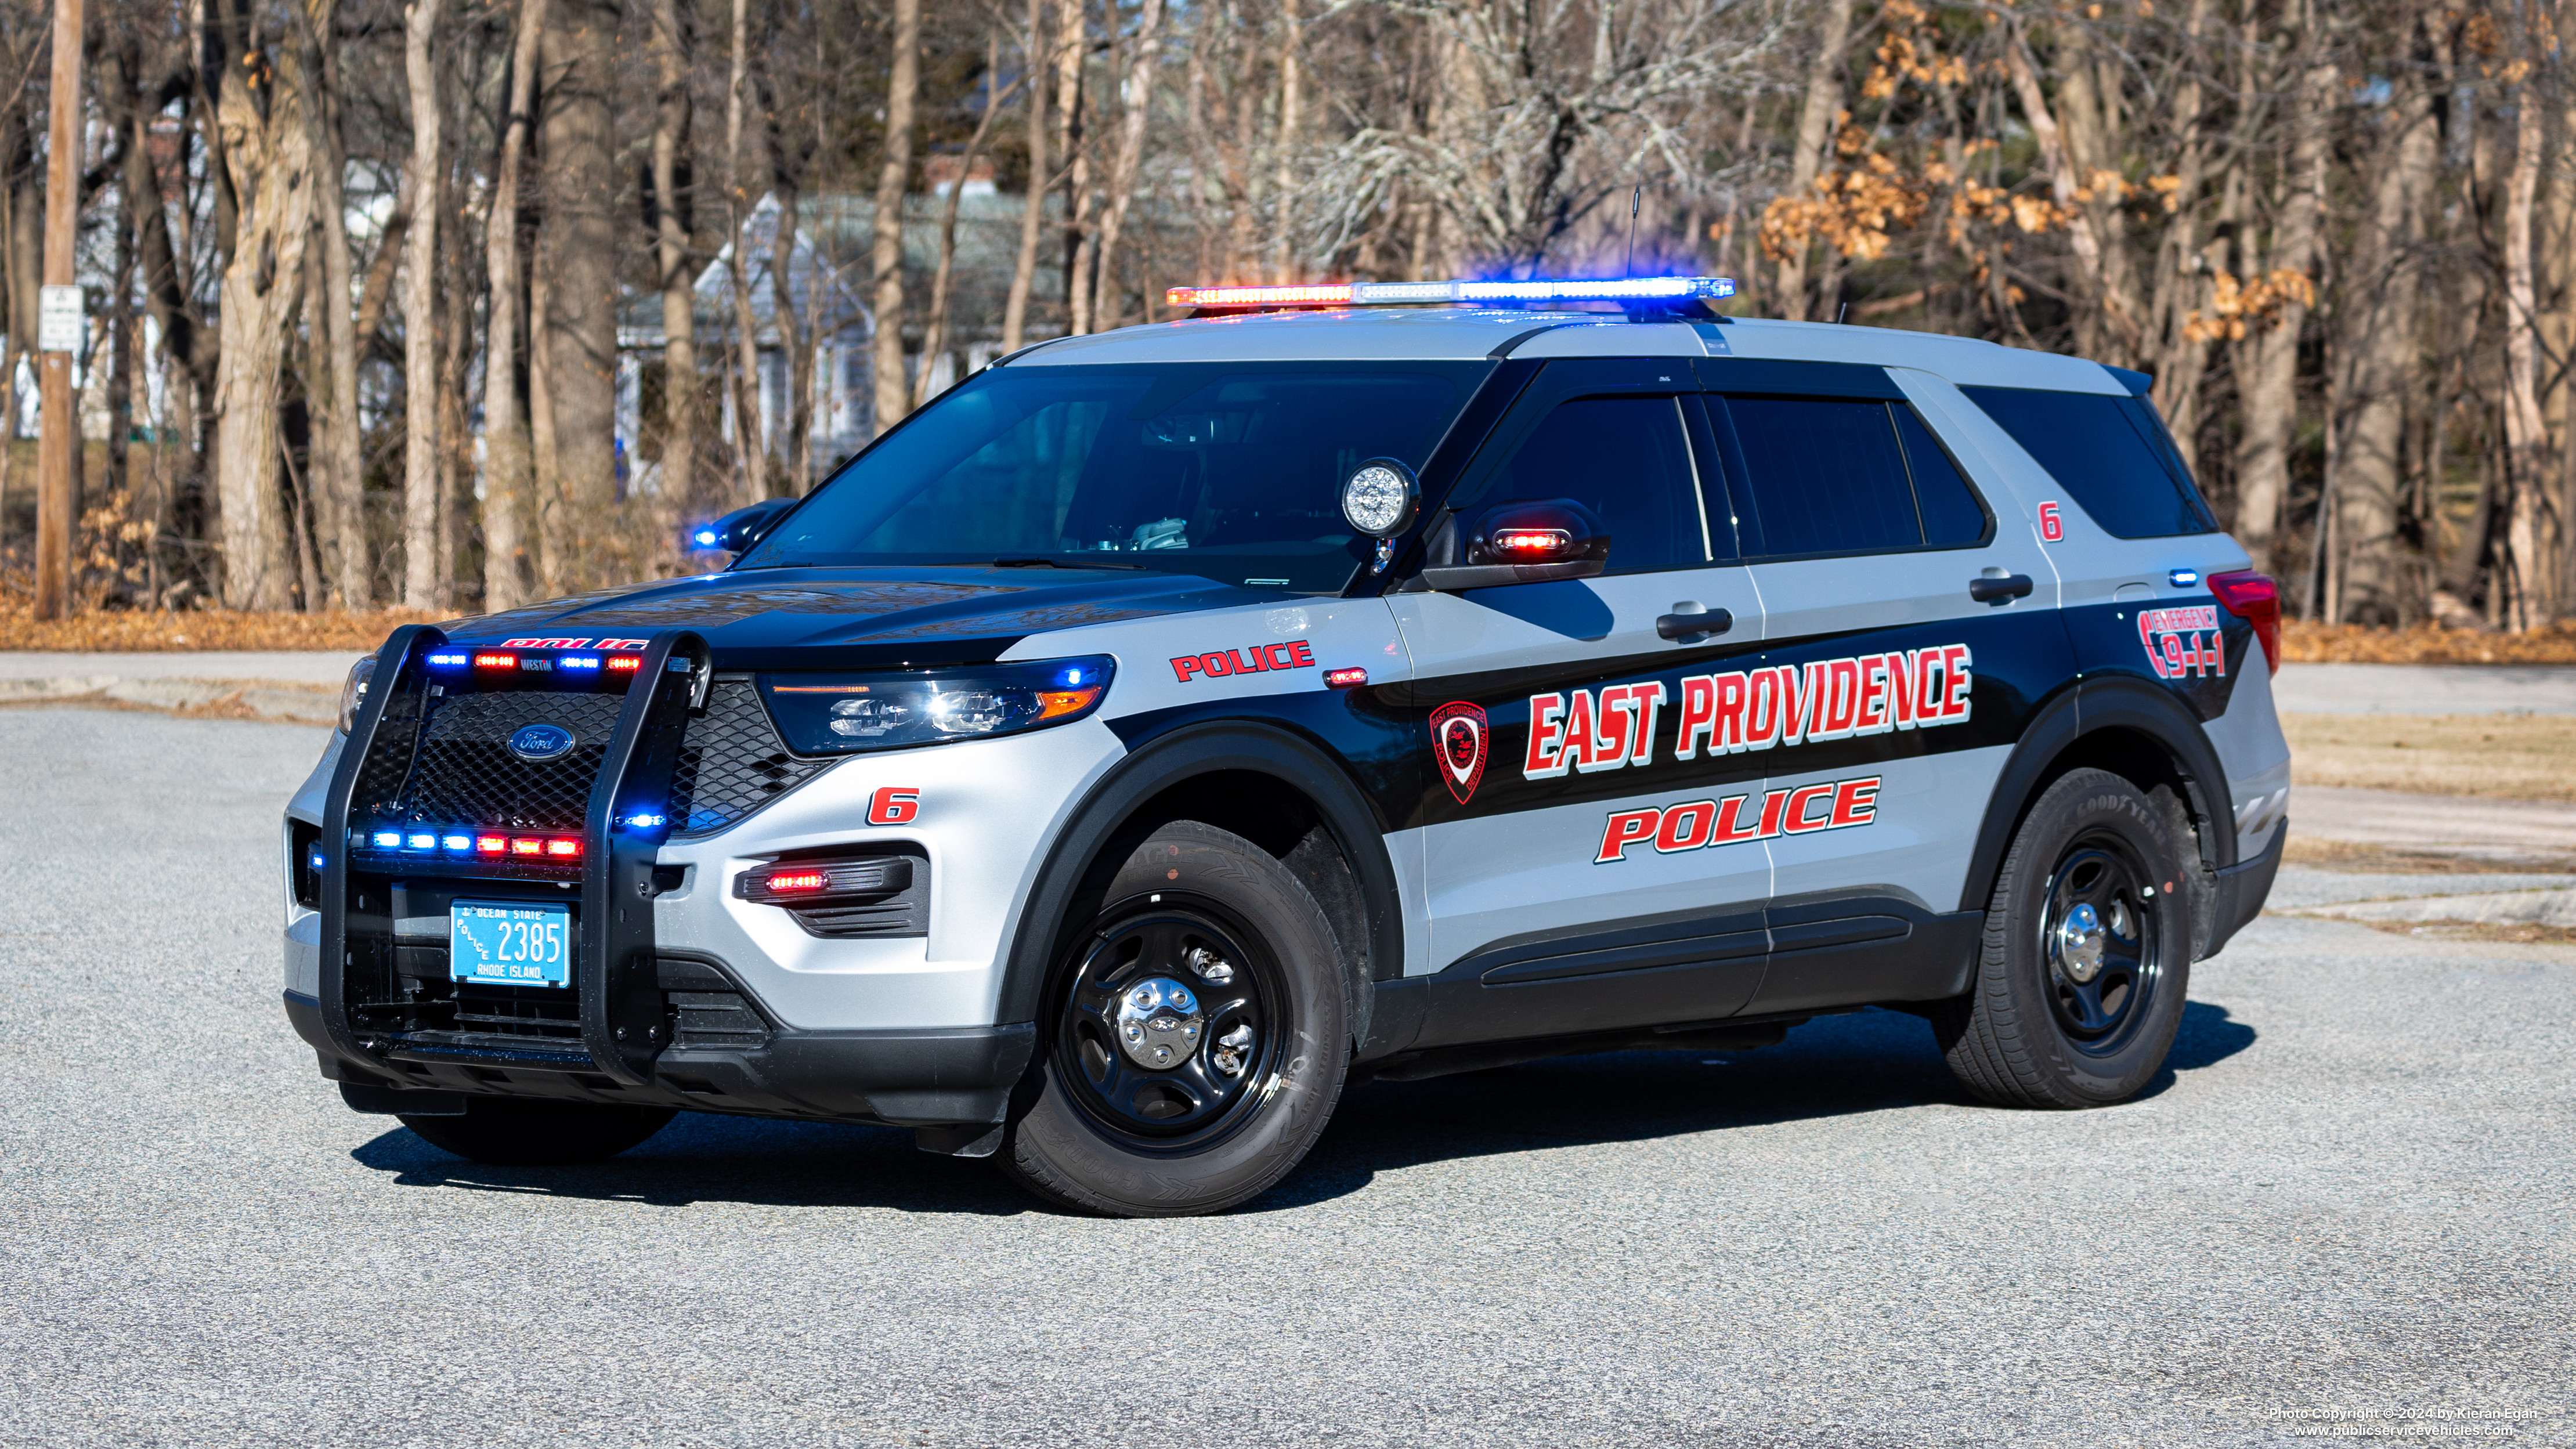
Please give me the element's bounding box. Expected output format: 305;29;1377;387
867;786;921;825
2037;501;2065;541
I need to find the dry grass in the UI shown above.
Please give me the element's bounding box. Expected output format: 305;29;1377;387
2362;918;2576;945
2281;711;2576;801
2279;836;2576;874
2282;620;2576;664
0;599;438;652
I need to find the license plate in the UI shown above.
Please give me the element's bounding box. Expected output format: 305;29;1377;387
450;901;573;989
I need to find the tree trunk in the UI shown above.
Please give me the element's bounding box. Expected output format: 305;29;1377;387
920;31;1006;404
2334;63;2438;625
535;0;623;592
648;0;699;526
479;0;546;612
400;0;441;606
1001;0;1047;354
298;0;367;606
869;0;919;436
2231;50;2333;573
770;177;813;489
1090;0;1164;333
2502;66;2553;630
1054;0;1090;335
210;22;320;610
1268;0;1300;287
1772;0;1853;320
723;0;766;501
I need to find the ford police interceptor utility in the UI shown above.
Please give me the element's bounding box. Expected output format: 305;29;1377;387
283;274;2290;1217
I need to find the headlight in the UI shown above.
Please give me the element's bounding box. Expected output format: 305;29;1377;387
757;656;1115;755
338;655;378;733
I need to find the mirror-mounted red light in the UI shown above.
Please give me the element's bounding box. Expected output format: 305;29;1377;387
1493;527;1574;560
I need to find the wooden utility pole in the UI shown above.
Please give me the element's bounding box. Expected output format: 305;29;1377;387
32;0;82;621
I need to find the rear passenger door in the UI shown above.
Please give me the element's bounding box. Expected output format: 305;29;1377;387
1389;358;1773;1039
1694;360;2072;1013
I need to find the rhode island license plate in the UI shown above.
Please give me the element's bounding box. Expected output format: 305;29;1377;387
449;901;573;989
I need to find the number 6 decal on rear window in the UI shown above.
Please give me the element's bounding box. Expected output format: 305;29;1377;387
2037;501;2065;541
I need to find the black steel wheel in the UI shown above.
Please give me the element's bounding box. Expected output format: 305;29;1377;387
1934;768;2195;1108
1000;821;1348;1216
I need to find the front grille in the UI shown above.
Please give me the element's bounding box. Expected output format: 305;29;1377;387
657;959;774;1051
452;980;585;1042
670;678;829;837
404;693;627;832
359;675;826;840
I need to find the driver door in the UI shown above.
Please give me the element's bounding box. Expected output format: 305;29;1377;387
1387;358;1772;1043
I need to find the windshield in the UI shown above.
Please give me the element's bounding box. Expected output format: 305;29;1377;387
738;360;1493;592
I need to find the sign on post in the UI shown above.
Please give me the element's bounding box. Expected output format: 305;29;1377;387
37;284;81;353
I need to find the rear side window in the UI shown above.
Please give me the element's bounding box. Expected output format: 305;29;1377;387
1475;395;1707;574
1710;397;1992;558
1959;386;2217;539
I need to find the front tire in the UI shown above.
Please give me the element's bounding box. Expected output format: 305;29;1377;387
1935;768;2194;1108
399;1097;676;1166
999;821;1349;1217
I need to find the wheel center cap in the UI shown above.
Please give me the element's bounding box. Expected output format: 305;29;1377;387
1115;977;1204;1071
2060;902;2107;983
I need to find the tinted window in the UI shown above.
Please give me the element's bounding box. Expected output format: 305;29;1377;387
1475;396;1707;574
1892;404;1989;546
1959;386;2217;539
741;362;1487;592
1716;398;1921;557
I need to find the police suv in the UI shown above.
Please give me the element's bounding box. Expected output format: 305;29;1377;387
284;275;2290;1216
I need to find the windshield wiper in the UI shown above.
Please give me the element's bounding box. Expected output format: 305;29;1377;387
978;557;1150;571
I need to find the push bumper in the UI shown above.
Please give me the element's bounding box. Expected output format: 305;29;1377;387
286;988;1033;1127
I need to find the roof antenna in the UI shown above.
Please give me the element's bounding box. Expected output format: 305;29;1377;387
1625;185;1642;276
1836;302;1849;324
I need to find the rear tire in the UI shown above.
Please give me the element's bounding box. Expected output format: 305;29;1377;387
999;821;1348;1217
1934;768;2194;1108
399;1097;676;1166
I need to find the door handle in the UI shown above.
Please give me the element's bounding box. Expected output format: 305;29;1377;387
1968;573;2034;604
1656;608;1733;641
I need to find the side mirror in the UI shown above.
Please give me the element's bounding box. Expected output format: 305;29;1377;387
688;497;797;555
1340;457;1420;572
1418;498;1610;591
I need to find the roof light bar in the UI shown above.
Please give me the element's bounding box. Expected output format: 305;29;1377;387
1165;276;1736;310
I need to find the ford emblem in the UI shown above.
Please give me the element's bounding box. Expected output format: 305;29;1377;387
508;724;576;762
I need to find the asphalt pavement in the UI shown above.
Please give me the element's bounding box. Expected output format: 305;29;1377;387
1;709;2568;1448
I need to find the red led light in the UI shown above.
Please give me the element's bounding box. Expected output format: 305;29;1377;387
605;656;642;671
475;835;506;854
1494;528;1571;557
545;838;582;858
472;652;517;670
510;837;543;856
1165;282;1356;308
765;870;829;894
1324;667;1370;689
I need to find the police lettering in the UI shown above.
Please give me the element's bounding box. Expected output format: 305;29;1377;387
1596;775;1884;863
1523;644;1971;780
1170;640;1317;683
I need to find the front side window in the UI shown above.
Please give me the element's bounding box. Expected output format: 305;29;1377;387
1958;386;2217;539
1715;397;1989;558
1457;395;1709;574
741;361;1491;592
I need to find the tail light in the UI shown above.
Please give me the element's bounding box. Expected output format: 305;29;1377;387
2208;570;2281;675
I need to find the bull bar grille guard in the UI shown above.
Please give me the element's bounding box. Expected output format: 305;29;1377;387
318;625;713;1086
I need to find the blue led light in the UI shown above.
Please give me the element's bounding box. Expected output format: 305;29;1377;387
307;851;327;871
693;529;720;546
371;830;402;849
562;655;601;670
2170;568;2201;588
1060;667;1085;686
425;651;469;667
624;812;667;830
442;833;472;852
406;832;438;850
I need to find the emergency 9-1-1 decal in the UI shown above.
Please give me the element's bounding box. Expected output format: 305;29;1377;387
1596;775;1883;863
1526;644;1970;780
2137;605;2225;680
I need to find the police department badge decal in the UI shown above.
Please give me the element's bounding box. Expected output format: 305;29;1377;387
1430;701;1488;804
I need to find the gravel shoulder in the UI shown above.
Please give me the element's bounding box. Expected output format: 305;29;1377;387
1;710;2569;1448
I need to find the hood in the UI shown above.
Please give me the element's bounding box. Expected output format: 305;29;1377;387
440;565;1288;670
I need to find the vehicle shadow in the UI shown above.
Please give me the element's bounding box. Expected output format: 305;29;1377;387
348;1000;2256;1216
